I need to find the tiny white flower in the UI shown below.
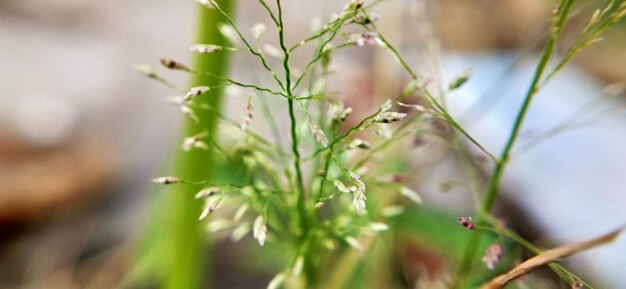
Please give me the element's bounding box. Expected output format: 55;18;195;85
292;256;304;277
194;187;219;199
190;44;224;54
207;219;232;232
253;216;267;246
356;32;384;47
339;107;353;122
233;203;249;221
180;105;199;123
230;223;251;242
344;236;364;251
184;86;210;102
375;112;407;123
133;64;157;79
251;23;266;39
309;120;328;147
241;100;254;130
347;138;371;149
349;172;367;213
195;0;217;9
267;273;285;289
400;186;423;205
369;222;389;231
218;24;239;44
262;44;283;58
151;176;180;185
373;123;392;139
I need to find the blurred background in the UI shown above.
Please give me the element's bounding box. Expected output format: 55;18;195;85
1;0;625;288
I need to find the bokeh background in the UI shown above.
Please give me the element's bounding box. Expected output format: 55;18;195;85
1;0;625;288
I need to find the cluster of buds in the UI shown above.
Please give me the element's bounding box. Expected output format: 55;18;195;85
458;216;475;230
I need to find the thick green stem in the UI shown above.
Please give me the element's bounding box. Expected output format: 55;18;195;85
138;2;235;289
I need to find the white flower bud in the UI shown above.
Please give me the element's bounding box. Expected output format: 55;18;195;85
151;176;180;185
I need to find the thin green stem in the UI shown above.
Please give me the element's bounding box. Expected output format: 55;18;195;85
453;1;574;286
275;0;308;232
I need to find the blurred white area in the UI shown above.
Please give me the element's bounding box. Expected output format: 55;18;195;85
444;52;626;288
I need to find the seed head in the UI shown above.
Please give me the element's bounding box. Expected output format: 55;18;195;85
184;86;210;102
349;172;367;213
253;216;267;246
347;138;371;149
572;280;584;289
339;107;353;122
482;243;503;270
195;187;219;199
133;64;158;79
160;58;189;71
151;176;180;185
448;69;472;90
309;120;328;147
458;216;475;230
241;100;254;131
356;32;384;47
375;112;407;123
180;105;199;123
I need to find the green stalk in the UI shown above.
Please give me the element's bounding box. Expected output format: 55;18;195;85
274;0;308;231
452;1;573;286
137;2;235;289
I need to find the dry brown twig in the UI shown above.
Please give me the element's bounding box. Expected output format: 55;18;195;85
481;228;624;289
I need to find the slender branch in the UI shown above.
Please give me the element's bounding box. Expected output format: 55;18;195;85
453;1;575;286
275;0;309;231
